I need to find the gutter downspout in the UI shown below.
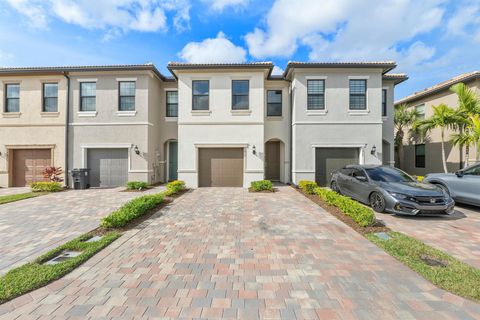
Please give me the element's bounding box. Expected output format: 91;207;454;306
63;72;70;188
288;78;293;185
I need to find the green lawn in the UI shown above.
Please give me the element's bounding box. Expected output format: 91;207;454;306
0;192;46;205
367;231;480;302
0;232;120;303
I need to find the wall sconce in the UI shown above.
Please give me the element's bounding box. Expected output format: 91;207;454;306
252;145;256;155
370;145;376;155
133;145;140;155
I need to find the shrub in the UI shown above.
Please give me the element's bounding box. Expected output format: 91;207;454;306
101;193;165;228
415;175;425;182
250;180;274;192
314;187;375;227
165;180;186;196
126;181;149;190
298;180;318;194
43;166;64;182
30;182;62;192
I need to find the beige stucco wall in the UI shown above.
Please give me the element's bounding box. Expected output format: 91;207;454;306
0;75;67;187
176;69;268;188
399;80;479;175
68;71;162;185
290;68;387;184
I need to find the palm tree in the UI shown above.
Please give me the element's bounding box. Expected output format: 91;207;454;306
394;104;420;170
450;83;480;167
470;114;480;161
414;103;458;173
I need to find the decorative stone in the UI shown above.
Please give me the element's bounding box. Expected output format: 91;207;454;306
374;232;391;241
44;250;82;265
85;235;103;243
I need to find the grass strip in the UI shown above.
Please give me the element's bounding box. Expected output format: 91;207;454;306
367;231;480;302
0;192;46;205
0;231;120;304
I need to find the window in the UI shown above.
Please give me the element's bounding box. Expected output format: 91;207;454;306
415;144;425;168
192;80;209;110
43;83;58;112
307;80;325;110
119;81;135;111
5;84;20;112
382;89;387;116
80;82;96;111
464;164;480;176
415;104;425;119
267;90;282;116
166;91;178;117
349;79;367;110
232;80;249;110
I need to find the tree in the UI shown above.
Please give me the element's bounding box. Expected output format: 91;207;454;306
414;104;458;173
450;83;480;167
470;114;480;162
394;104;420;170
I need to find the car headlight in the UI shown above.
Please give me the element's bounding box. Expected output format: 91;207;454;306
388;192;415;202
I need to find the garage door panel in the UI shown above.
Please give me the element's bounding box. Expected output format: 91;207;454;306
199;148;243;187
88;149;128;188
12;149;52;187
315;148;359;187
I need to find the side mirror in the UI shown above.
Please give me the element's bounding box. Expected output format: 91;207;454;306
356;176;367;182
455;170;464;178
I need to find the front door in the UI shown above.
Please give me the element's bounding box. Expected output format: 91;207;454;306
265;141;280;180
168;141;178;181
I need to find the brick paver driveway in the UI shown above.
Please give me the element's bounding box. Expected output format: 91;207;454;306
1;187;479;319
0;187;30;197
375;204;480;269
0;186;164;275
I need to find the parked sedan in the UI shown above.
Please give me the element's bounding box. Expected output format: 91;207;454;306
423;162;480;207
330;165;455;216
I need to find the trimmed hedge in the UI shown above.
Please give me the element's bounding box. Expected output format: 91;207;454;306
30;182;62;192
126;181;149;190
314;187;375;227
250;180;273;192
165;180;186;196
101;193;165;228
298;180;318;194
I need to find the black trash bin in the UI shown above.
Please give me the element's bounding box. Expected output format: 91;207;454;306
70;168;90;189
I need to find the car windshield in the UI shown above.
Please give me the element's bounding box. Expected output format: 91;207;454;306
365;167;415;183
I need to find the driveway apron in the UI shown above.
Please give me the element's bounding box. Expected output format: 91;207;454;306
1;187;479;319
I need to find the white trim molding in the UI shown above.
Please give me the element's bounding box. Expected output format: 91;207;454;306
69;122;153;126
80;143;136;172
116;78;137;82
77;111;97;117
231;109;252;116
191;110;212;116
77;78;97;82
116;111;137;117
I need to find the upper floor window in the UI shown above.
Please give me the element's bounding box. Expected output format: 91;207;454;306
80;82;96;111
232;80;249;110
415;104;425;119
415;144;425;168
349;79;367;110
267;90;282;116
43;83;58;112
119;81;135;111
5;84;20;112
382;89;387;117
307;80;325;110
192;80;209;110
166;91;178;117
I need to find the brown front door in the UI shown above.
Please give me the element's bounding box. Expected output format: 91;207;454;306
198;148;244;187
265;141;280;180
12;149;51;187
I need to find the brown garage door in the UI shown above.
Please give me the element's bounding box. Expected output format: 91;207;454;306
12;149;51;187
198;148;244;187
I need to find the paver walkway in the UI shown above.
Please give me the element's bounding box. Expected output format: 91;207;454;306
0;187;30;197
0;186;164;275
375;204;480;269
1;187;479;319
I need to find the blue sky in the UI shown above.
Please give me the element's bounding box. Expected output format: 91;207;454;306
0;0;479;99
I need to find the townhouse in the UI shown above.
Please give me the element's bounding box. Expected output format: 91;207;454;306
395;71;480;175
0;61;407;188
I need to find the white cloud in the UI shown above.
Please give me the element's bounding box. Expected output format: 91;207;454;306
245;0;445;68
5;0;190;35
447;4;480;42
179;31;247;63
202;0;250;12
271;65;283;75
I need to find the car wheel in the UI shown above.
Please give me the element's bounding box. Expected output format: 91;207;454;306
370;192;386;213
331;181;340;194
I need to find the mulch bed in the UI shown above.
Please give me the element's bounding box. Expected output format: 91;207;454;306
294;187;390;235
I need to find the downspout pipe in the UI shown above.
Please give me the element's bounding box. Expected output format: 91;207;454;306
63;72;70;188
288;78;293;185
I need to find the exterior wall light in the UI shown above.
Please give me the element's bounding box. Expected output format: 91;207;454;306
371;145;376;155
134;145;140;155
252;145;256;155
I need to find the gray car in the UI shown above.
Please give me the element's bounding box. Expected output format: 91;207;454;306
423;162;480;207
330;165;455;216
